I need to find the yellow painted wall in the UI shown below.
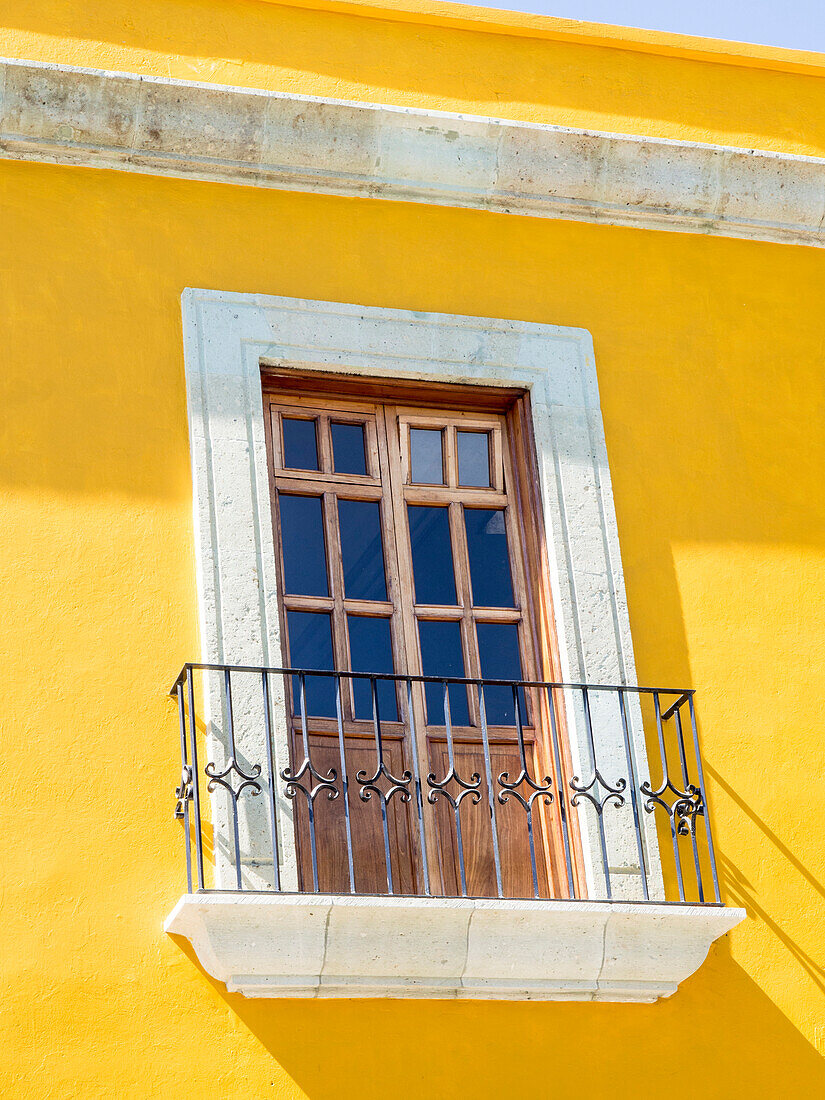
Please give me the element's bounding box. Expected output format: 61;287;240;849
5;0;825;154
1;2;824;1096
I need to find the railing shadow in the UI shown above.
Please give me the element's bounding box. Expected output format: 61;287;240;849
166;928;825;1099
706;763;825;995
708;763;825;904
721;855;825;996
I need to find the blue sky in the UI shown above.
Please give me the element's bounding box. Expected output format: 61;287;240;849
475;1;825;53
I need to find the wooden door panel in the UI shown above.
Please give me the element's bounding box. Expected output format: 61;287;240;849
292;734;417;895
265;384;574;900
427;740;552;898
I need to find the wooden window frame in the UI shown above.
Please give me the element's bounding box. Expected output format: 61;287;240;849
262;364;585;897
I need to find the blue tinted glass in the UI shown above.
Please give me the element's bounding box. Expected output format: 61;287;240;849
408;505;456;605
348;616;397;721
410;428;444;484
464;508;514;608
332;422;367;476
282;417;319;470
457;430;490;487
418;619;469;726
477;622;524;726
338;500;387;602
279;495;328;596
287;610;336;717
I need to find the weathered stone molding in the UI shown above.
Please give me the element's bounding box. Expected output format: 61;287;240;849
2;56;825;247
165;893;746;1001
181;289;662;900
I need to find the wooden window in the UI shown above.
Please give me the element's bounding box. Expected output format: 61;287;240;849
263;371;579;899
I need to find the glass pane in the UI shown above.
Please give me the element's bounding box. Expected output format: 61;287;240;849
338;500;387;602
418;619;469;726
279;494;328;596
332;422;367;476
464;508;515;608
408;505;456;605
348;616;398;721
282;417;319;471
477;622;524;726
286;610;336;717
457;430;491;487
410;428;444;484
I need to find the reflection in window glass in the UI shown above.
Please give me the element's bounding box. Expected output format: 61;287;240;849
332;422;367;476
286;610;336;717
477;622;524;725
408;505;456;605
464;508;514;608
348;616;397;721
457;430;491;487
282;417;319;470
418;619;469;726
279;495;328;596
410;428;444;484
338;500;387;602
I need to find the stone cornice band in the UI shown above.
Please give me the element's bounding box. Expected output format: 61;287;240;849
2;56;824;247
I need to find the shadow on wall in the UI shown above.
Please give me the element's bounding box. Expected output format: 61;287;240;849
168;931;825;1100
707;764;825;997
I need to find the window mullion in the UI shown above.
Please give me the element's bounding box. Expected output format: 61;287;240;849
379;404;440;895
450;500;480;727
323;489;352;721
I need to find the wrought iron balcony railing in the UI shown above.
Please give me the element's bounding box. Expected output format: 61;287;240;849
170;664;721;906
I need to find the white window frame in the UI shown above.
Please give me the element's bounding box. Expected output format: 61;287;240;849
180;287;665;900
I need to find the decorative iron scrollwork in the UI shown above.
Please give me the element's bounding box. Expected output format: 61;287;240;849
641;778;704;836
569;769;626;814
281;758;339;806
357;723;413;807
358;754;412;807
498;766;554;811
427;763;482;810
174;764;193;819
359;774;413;807
205;756;262;803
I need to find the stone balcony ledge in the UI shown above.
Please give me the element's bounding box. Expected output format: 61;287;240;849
165;892;745;1002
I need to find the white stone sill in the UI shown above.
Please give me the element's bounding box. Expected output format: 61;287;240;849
165;892;745;1002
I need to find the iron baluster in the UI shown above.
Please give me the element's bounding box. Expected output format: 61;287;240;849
569;686;626;901
644;691;686;902
175;681;193;893
406;678;431;897
427;681;481;898
357;676;412;895
545;685;576;899
688;693;721;903
334;675;356;894
281;673;338;893
497;685;553;899
617;688;649;901
260;670;281;892
477;683;503;899
186;666;205;890
358;668;413;893
672;702;704;902
204;669;263;890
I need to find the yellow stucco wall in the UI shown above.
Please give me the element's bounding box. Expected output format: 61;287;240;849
1;2;824;1096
